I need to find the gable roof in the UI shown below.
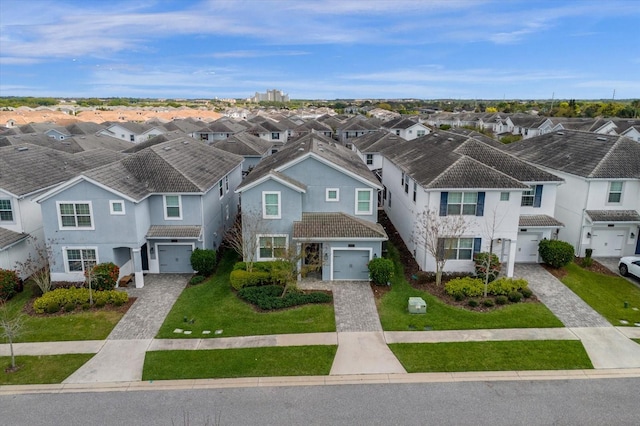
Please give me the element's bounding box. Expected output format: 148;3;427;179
0;227;29;251
212;131;272;156
0;144;124;197
351;130;405;153
502;130;640;178
237;132;380;192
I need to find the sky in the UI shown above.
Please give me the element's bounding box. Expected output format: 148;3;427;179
1;0;639;100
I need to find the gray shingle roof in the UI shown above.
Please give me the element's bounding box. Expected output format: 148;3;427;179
586;210;640;222
293;212;387;240
84;138;243;200
351;130;405;153
238;133;379;191
212;131;271;156
0;227;29;251
519;215;564;227
0;133;83;153
146;225;202;238
0;144;124;197
503;130;640;178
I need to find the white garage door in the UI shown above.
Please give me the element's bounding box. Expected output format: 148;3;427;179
516;233;540;263
332;250;370;280
591;228;625;257
158;244;193;273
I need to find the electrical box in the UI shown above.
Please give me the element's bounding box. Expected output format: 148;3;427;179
408;297;426;314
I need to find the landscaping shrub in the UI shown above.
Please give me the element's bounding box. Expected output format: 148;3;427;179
482;299;495;307
64;302;76;313
539;239;574;268
87;262;119;291
452;291;465;302
467;299;479;307
237;285;332;310
33;287;127;314
445;277;484;298
189;275;206;285
487;277;529;296
495;295;508;305
229;269;271;290
580;257;593;268
190;248;217;276
508;291;523;303
0;268;19;301
415;270;473;284
473;252;501;283
368;257;394;285
521;287;533;298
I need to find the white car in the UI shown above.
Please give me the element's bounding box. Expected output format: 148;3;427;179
618;256;640;279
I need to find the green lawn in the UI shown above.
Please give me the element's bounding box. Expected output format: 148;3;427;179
378;245;564;331
5;288;125;342
390;341;593;372
560;263;640;326
0;354;94;385
142;346;337;380
156;251;335;338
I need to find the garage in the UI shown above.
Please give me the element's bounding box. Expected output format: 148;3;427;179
516;233;541;263
590;228;625;257
332;249;370;280
158;244;193;273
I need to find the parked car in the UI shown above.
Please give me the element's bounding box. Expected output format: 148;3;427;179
618;256;640;279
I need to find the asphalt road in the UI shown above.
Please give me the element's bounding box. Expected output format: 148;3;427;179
2;378;639;425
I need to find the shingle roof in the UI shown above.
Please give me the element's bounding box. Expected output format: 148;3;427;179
351;130;405;153
146;225;202;238
212;131;271;156
502;130;640;178
293;212;388;240
0;133;84;153
519;215;564;227
586;210;640;222
238;133;380;191
0;144;124;197
84;138;243;200
0;227;29;251
121;131;195;154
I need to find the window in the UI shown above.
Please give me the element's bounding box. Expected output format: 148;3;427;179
366;154;373;165
417;130;426;137
271;132;280;140
413;181;417;202
262;191;281;219
395;130;400;135
129;134;135;142
58;202;93;229
404;177;409;194
219;180;224;198
225;175;229;193
164;195;181;220
401;172;405;187
355;189;373;215
64;248;97;273
109;200;125;215
444;238;474;260
447;192;478;215
0;199;13;222
326;188;339;202
388;190;392;207
608;181;623;203
521;186;535;206
500;192;510;201
258;235;287;260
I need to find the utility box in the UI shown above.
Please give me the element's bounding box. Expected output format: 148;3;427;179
408;297;427;314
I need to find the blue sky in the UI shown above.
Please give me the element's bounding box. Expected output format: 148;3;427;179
1;0;639;100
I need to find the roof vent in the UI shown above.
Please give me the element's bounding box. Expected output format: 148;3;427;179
182;140;189;144
163;146;172;151
298;147;304;151
596;136;607;141
16;146;28;152
447;137;454;141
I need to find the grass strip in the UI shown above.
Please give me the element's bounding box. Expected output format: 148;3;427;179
1;354;94;384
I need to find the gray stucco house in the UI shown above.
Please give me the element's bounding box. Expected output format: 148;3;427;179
35;138;243;287
235;133;387;281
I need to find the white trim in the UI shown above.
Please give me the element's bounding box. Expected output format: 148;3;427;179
35;175;137;204
62;246;98;274
236;172;306;193
262;191;281;219
606;181;623;204
355;188;373;215
330;247;372;281
0;198;15;223
163;195;183;220
225;175;230;193
56;201;95;230
109;200;126;215
326;188;340;202
256;234;288;261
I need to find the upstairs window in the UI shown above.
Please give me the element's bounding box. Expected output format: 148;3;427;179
271;132;280;140
366;154;373;165
58;202;93;229
447;192;478;215
219;180;224;198
521;186;535;206
608;181;623;203
164;195;182;220
355;189;373;215
413;182;417;202
263;192;281;219
109;200;125;215
326;188;339;202
0;199;13;222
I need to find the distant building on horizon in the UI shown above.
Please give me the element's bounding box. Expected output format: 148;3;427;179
251;89;289;103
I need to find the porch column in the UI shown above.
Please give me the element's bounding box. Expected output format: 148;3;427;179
506;239;517;277
132;248;145;288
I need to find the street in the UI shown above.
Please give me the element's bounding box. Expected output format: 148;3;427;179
2;378;639;425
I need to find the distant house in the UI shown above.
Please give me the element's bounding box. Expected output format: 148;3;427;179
212;131;273;176
350;129;405;174
503;130;640;257
381;117;430;141
35;139;243;287
98;122;165;144
236;133;387;281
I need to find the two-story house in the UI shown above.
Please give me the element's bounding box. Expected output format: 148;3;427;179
381;131;564;277
235;133;387;281
503;130;640;257
98;122;165;144
0;144;124;278
35;138;243;287
212;131;273;177
381;117;430;141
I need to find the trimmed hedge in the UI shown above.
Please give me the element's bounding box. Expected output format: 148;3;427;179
229;270;271;290
445;276;530;299
368;257;394;285
230;260;294;290
190;248;217;276
33;287;128;314
539;239;574;268
237;285;332;310
0;268;19;301
189;275;206;285
487;277;529;296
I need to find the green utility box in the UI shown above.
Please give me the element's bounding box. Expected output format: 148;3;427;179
408;297;427;314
